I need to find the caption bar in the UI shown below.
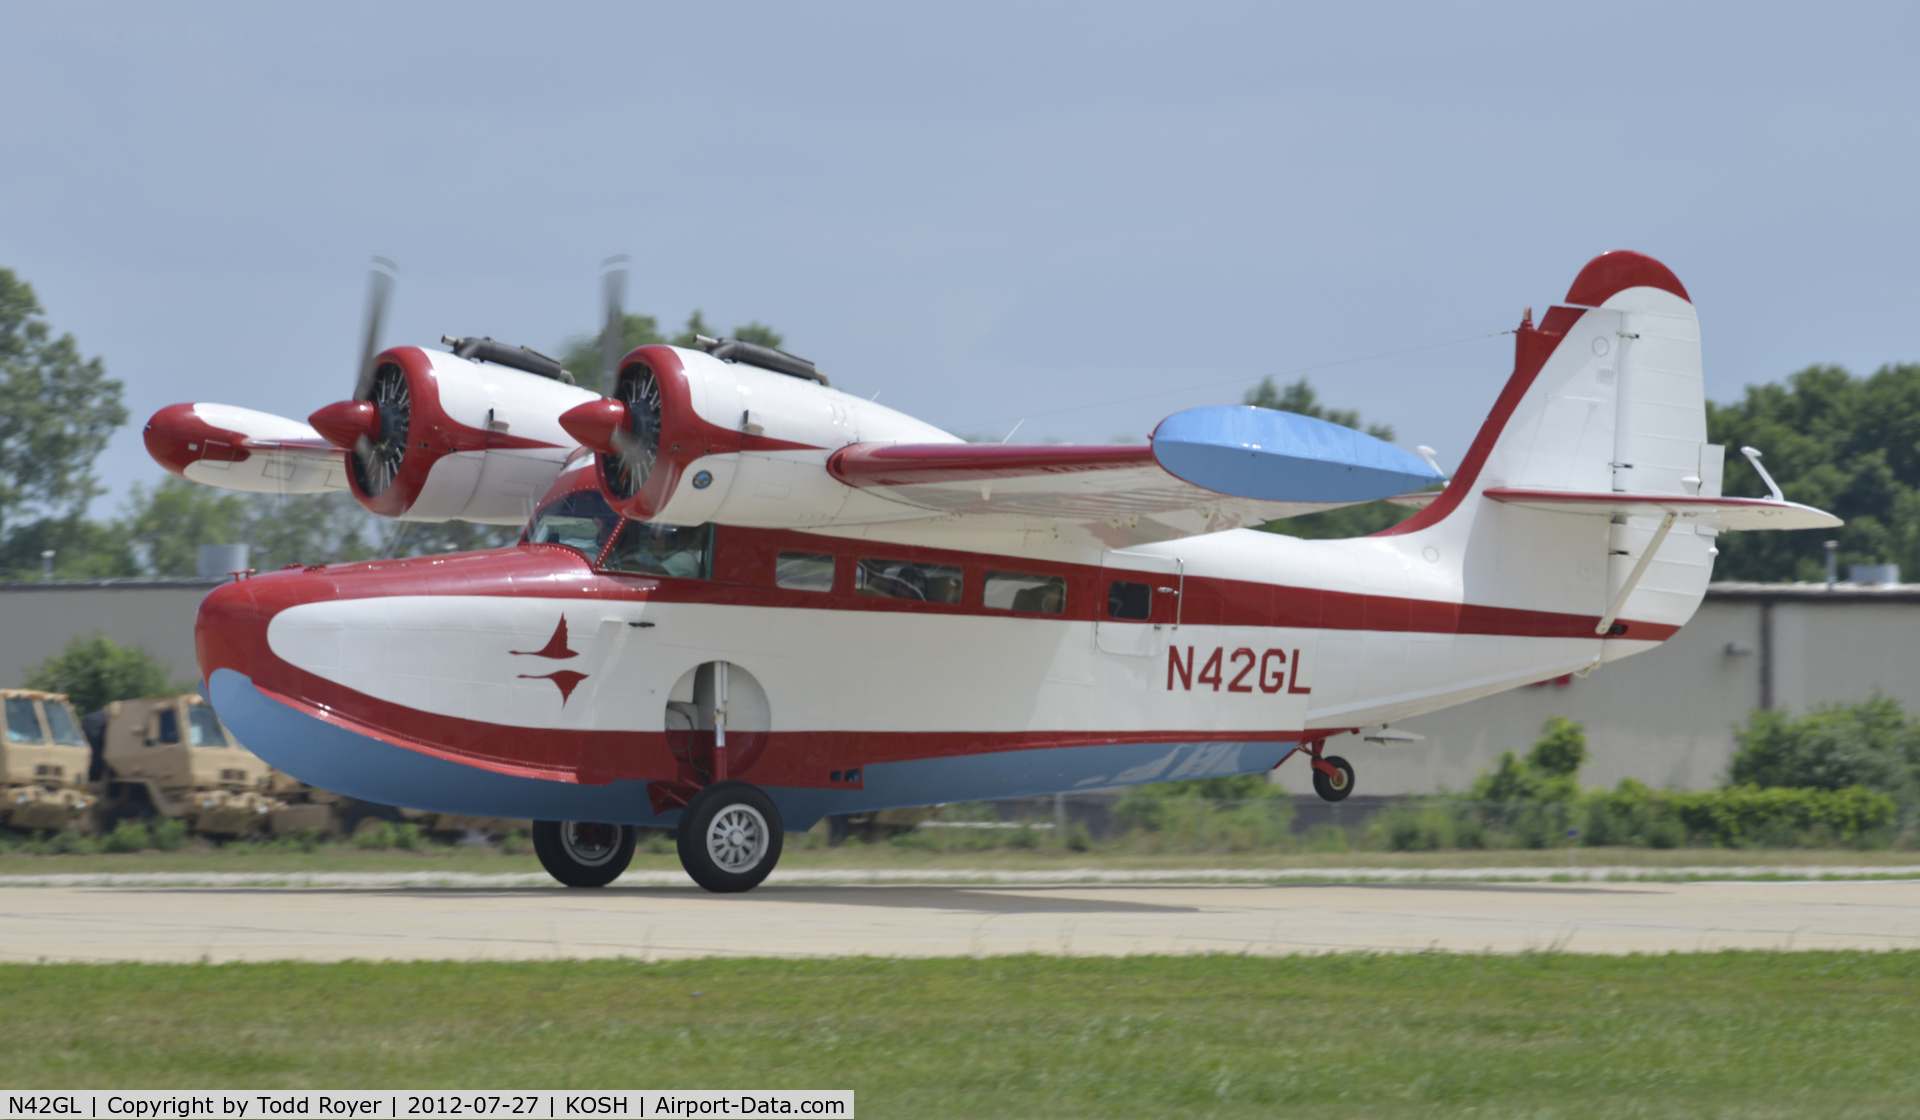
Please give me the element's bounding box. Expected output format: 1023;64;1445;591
2;1094;851;1120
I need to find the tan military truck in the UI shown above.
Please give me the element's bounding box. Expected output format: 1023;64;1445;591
84;694;281;837
0;689;95;832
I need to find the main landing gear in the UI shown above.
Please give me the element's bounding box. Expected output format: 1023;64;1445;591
1293;739;1355;803
531;781;786;893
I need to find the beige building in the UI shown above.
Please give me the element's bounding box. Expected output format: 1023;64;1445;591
1276;583;1920;796
0;578;219;697
4;579;1914;793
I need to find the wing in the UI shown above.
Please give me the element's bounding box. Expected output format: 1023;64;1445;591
145;403;349;494
825;442;1396;546
1483;488;1841;531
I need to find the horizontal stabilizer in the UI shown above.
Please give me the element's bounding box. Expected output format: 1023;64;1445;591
1151;406;1445;503
145;403;348;494
1482;488;1841;531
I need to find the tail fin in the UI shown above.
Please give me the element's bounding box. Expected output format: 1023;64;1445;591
1388;250;1707;532
1384;251;1833;644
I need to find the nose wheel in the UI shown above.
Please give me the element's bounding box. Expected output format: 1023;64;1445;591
677;781;784;893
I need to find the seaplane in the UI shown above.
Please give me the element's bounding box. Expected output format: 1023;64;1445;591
145;251;1838;891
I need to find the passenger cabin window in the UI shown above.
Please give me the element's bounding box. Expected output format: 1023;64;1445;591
776;552;834;592
525;490;622;560
602;521;714;579
5;698;42;743
43;701;83;746
188;706;229;748
985;571;1066;615
154;709;180;744
856;558;963;604
1107;580;1152;621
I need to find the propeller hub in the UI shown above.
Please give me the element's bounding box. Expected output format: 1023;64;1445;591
308;400;380;449
559;399;631;456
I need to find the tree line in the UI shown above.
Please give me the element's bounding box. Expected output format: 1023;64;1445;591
1;263;1908;582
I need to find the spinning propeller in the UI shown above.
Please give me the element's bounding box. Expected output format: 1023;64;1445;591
595;254;661;500
310;257;409;497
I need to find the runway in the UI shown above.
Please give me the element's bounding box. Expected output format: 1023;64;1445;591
2;874;1916;962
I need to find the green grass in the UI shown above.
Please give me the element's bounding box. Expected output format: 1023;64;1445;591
2;953;1917;1117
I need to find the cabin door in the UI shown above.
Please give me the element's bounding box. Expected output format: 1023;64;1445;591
1094;553;1183;657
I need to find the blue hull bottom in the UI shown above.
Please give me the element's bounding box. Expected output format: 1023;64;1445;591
210;668;1299;831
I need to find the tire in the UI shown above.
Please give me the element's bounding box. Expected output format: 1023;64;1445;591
1311;755;1356;802
532;820;637;888
676;782;784;894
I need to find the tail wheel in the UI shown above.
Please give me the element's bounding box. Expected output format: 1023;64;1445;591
1312;755;1356;803
532;820;637;888
676;781;784;894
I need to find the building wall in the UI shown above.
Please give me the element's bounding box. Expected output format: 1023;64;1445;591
1274;587;1920;796
0;580;222;695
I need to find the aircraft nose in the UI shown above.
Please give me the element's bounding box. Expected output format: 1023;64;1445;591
195;568;341;689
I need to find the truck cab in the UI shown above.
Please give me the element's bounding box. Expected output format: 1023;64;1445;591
89;695;278;836
0;689;95;832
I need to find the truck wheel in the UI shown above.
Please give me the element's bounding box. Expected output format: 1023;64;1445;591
676;782;783;894
341;801;401;838
532;821;636;888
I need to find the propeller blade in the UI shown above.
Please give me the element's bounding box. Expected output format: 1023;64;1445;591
600;253;629;397
354;256;398;401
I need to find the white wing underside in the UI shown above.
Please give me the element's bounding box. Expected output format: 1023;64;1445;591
843;465;1374;547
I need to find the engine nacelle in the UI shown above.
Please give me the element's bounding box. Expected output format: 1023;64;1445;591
562;345;955;528
312;347;600;524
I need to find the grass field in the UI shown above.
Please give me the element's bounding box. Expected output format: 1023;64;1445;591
1;842;1918;878
1;952;1916;1117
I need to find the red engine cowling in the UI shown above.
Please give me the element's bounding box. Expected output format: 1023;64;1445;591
309;346;602;523
560;344;962;528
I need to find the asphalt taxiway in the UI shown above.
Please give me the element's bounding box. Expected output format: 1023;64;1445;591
1;873;1915;962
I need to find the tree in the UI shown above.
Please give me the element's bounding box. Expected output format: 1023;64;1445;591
1707;363;1920;582
1245;378;1416;540
558;312;787;388
0;269;127;535
24;633;185;715
558;312;665;386
1244;376;1395;441
120;478;250;576
1729;699;1920;802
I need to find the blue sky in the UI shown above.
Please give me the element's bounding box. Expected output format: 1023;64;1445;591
4;1;1917;516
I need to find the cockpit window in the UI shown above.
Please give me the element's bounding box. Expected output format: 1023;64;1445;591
525;491;622;560
602;521;715;579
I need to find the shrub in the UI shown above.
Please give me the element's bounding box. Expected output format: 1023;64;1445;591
1729;700;1920;803
102;819;151;852
150;817;190;851
23;633;186;717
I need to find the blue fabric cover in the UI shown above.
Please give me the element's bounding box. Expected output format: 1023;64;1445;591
1152;406;1444;503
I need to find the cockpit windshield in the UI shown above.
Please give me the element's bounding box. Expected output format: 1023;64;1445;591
525;490;622;559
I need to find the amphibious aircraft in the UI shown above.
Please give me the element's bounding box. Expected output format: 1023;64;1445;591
148;251;1838;891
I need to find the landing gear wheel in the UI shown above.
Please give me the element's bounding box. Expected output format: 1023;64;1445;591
1312;755;1356;802
676;781;784;894
532;820;637;888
